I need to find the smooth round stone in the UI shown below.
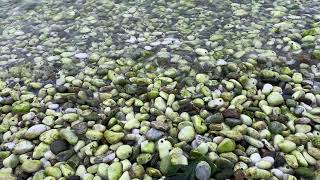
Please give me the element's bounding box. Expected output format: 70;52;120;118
75;53;88;59
195;161;211;180
21;160;42;173
145;128;164;141
250;153;262;164
267;92;284;106
116;145;133;160
255;160;272;169
178;126;195;142
48;104;59;110
25;124;49;139
271;169;284;179
217;138;236;153
50;140;69;155
261;156;275;164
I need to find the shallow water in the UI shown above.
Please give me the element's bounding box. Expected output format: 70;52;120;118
1;0;320;179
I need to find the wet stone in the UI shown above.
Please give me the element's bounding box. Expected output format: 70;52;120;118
50;140;70;155
72;122;88;135
222;109;240;119
145;128;165;140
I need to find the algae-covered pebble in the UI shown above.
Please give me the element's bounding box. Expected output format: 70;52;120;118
116;145;133;160
45;166;62;179
278;140;296;153
21;160;42;173
108;162;123;180
267;92;284;106
217;138;236;153
104;130;125;144
178;126;195;142
244;167;272;179
12;102;31;113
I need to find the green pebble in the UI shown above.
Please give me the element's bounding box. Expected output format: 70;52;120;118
178;126;195;142
104;130;125;144
85;130;103;140
108;162;123;180
137;153;152;165
285;154;299;168
12;102;31;113
97;163;109;179
154;97;167;112
116;145;133;160
146;167;162;178
217;138;236;153
45;166;62;179
62;113;79;122
278;140;296;153
141;141;155;153
60;164;75;177
21;160;42;173
312;49;320;60
312;136;320;148
244;167;272;179
33;142;50;159
196;73;209;83
60;128;78;145
267;92;284;106
3;154;19;168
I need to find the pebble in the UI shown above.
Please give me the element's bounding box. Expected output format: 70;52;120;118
75;53;88;59
195;161;211;180
145;128;164;140
50;140;70;155
250;153;262;164
178;126;195;142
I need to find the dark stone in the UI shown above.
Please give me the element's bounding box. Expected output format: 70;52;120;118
225;118;242;127
72;122;88;135
269;121;285;134
50;140;70;155
86;99;99;107
215;157;234;169
56;85;68;93
56;149;75;161
239;140;249;149
133;106;140;113
215;168;233;180
295;167;315;178
67;154;81;169
260;149;276;158
300;97;313;106
68;176;81;180
234;169;245;180
222;109;240;119
83;112;100;121
205;113;223;124
274;153;286;168
269;114;288;124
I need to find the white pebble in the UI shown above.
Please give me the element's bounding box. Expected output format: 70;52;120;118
75;53;88;59
212;136;224;144
262;83;273;95
271;169;284;179
262;156;275;164
65;108;77;113
250;153;261;164
48;104;59;110
126;36;136;43
144;46;152;50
